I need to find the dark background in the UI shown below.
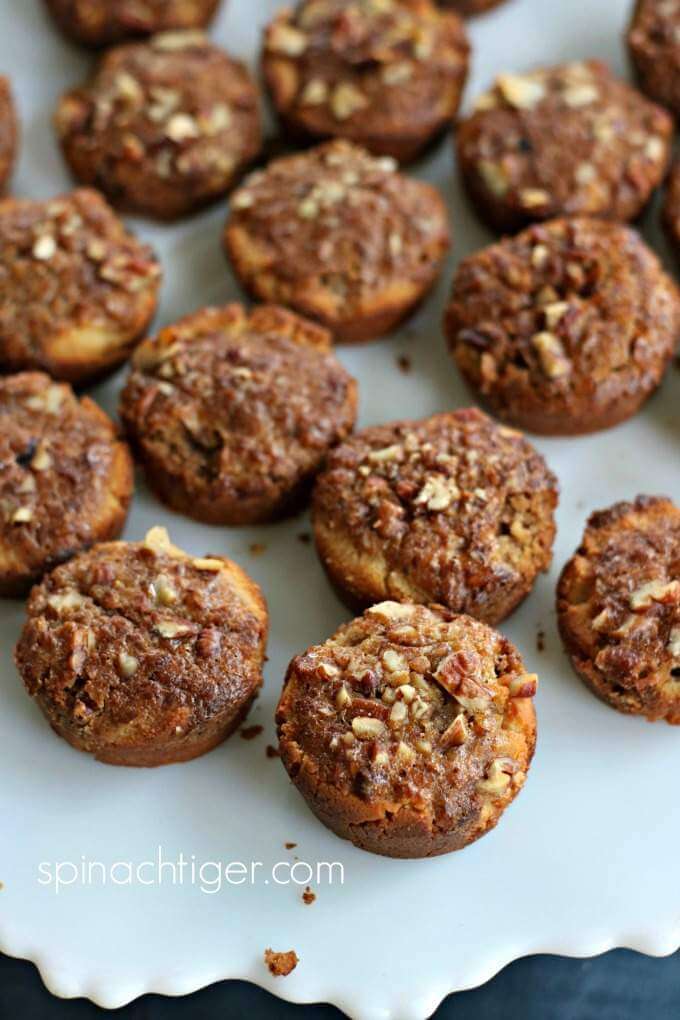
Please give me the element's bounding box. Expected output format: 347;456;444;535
2;948;680;1019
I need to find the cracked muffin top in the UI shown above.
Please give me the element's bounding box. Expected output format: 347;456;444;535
457;60;672;232
262;0;469;162
55;32;261;219
558;496;680;724
44;0;222;47
0;189;160;384
277;600;537;856
120;303;357;525
312;408;558;624
0;372;133;596
445;217;680;435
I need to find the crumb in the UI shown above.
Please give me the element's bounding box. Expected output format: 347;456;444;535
249;542;267;556
284;842;297;850
536;628;545;652
240;725;264;741
396;354;412;373
264;948;298;977
302;886;316;905
266;744;280;758
297;532;311;544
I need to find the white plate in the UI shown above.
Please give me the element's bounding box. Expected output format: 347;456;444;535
1;0;679;1017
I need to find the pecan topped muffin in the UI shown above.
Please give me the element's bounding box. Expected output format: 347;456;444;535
262;0;470;162
312;408;558;623
277;601;537;857
120;303;358;525
444;218;680;435
44;0;222;47
15;526;268;766
224;140;450;342
457;60;672;233
0;189;160;384
557;497;680;724
0;77;17;194
0;372;133;597
628;0;680;115
55;32;261;219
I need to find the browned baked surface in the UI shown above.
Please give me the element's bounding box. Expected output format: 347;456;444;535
628;0;680;115
456;60;672;233
0;372;133;598
44;0;221;47
444;217;680;436
120;303;358;525
224;140;450;342
277;601;537;857
262;0;469;163
557;496;680;724
0;189;160;385
0;76;17;194
312;408;558;624
441;0;507;13
15;526;268;766
55;32;261;220
662;159;680;253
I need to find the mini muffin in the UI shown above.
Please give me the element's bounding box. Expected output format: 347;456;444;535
277;600;537;858
44;0;221;47
15;526;268;766
224;140;450;342
312;408;558;623
444;217;680;436
457;60;672;233
262;0;470;163
0;372;133;598
628;0;680;115
661;159;680;254
120;303;358;525
0;76;17;194
557;496;680;724
0;189;160;385
55;32;261;220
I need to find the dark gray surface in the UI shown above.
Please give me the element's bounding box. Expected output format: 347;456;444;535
1;949;679;1019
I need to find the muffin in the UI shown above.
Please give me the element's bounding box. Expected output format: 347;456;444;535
44;0;222;47
0;189;161;385
15;526;268;765
628;0;680;115
312;408;558;624
444;217;680;435
0;372;133;598
0;76;17;194
456;60;672;233
55;32;261;220
557;496;680;724
224;140;450;342
120;303;358;525
262;0;470;162
277;601;537;857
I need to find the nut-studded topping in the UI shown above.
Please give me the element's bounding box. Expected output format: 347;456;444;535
477;759;513;796
352;716;386;740
118;651;139;677
531;332;571;379
630;579;680;610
